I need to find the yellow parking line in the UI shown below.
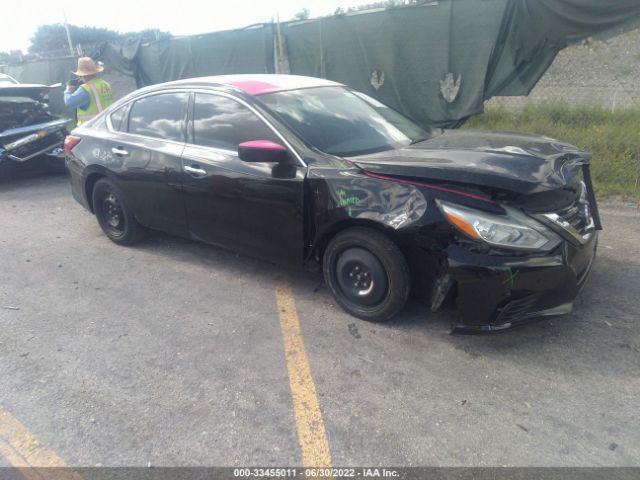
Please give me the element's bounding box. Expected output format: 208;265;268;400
0;404;84;480
275;286;332;468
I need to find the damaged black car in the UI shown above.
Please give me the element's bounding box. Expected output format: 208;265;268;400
0;74;72;168
65;74;600;332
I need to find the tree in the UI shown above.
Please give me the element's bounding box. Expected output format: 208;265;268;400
121;28;171;43
29;24;121;53
0;50;27;64
337;0;422;15
293;8;310;20
28;24;172;54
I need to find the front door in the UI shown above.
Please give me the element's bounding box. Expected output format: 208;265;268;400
181;93;305;268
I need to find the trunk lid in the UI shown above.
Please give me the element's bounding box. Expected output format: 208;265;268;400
0;83;60;101
0;96;57;132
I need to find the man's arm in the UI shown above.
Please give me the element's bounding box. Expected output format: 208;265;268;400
64;86;90;109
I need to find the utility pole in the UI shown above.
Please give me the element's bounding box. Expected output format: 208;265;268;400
63;11;75;56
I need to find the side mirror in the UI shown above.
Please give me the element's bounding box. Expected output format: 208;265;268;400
238;140;290;163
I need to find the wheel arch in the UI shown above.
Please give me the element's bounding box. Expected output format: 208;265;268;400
84;167;116;213
311;218;402;264
319;219;412;322
311;218;445;305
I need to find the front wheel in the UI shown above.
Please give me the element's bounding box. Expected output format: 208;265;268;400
323;227;410;322
92;178;145;245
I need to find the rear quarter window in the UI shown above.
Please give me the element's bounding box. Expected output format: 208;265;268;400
109;105;128;132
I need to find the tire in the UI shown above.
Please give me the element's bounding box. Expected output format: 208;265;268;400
92;178;145;245
323;227;411;322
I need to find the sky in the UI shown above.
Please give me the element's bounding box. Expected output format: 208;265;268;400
1;0;374;52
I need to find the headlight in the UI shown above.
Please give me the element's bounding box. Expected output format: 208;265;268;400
437;200;561;251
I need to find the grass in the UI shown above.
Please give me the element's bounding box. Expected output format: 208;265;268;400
463;103;640;200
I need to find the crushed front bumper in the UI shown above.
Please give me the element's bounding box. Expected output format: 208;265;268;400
445;232;598;333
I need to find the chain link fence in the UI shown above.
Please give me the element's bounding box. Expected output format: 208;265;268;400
470;28;640;200
486;28;640;111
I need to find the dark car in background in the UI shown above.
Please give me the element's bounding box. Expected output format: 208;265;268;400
64;74;600;332
0;74;72;169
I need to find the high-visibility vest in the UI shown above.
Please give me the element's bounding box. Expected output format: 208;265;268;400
77;78;113;125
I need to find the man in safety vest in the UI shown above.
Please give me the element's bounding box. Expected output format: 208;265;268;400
64;57;113;126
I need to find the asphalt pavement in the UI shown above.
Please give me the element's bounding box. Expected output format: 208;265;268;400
0;162;638;467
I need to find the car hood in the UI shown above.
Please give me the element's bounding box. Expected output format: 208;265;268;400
351;129;591;194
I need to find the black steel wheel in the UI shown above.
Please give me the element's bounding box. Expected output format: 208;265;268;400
323;227;410;322
335;248;388;306
92;178;145;245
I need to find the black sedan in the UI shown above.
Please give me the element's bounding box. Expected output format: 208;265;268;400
65;74;599;332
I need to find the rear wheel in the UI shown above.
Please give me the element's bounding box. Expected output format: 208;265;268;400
323;227;410;322
92;178;145;245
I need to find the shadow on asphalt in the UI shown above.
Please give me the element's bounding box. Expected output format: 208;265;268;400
0;157;67;187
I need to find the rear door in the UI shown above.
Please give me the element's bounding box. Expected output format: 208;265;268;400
111;91;189;236
181;92;306;268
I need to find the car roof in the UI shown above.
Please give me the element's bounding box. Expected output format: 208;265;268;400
160;74;342;96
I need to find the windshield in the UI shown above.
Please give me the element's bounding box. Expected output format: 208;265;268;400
259;86;432;157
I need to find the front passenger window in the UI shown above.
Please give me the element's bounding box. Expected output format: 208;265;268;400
192;94;279;151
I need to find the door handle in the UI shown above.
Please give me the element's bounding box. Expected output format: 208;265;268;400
111;147;129;157
184;165;207;177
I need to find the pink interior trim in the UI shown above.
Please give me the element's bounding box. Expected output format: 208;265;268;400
227;80;282;96
361;170;496;204
239;140;287;151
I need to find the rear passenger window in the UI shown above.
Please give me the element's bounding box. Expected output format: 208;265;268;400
192;94;278;151
128;93;187;142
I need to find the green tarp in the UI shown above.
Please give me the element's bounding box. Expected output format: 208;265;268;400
133;25;275;86
486;0;640;98
283;0;508;127
4;0;640;126
283;0;640;126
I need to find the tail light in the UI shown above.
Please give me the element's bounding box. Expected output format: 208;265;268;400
64;135;81;156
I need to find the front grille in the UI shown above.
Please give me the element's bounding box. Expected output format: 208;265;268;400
536;181;596;244
555;202;588;234
8;130;65;161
